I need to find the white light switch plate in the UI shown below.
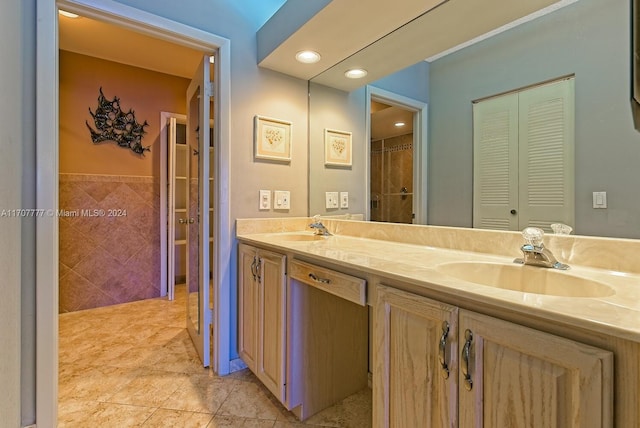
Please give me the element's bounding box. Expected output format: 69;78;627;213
259;190;271;210
592;191;607;209
340;192;349;208
274;190;290;210
325;192;339;209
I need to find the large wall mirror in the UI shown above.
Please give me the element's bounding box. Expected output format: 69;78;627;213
308;0;640;240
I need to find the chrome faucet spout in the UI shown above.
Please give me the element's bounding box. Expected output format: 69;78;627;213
514;227;569;270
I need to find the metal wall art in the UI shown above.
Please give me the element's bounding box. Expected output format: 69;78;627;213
86;87;150;155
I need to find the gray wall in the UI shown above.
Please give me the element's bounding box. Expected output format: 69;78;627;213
308;61;429;217
1;0;37;425
309;83;367;215
372;61;430;103
429;0;640;239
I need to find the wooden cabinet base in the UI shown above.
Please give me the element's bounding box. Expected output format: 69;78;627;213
288;278;369;420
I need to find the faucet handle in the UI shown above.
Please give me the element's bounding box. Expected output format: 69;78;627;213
522;227;545;247
312;214;321;223
551;223;573;235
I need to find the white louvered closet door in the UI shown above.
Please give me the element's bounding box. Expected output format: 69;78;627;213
473;77;574;232
518;78;575;231
473;93;519;230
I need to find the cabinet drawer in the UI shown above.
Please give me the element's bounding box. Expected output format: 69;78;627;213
290;260;366;306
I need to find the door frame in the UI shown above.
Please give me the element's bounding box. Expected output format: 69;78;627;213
365;86;429;224
36;0;231;424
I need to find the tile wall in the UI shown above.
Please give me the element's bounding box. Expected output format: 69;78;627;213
370;133;413;223
58;173;161;313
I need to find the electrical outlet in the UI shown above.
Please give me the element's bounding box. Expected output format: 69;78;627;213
340;192;349;208
325;192;339;209
259;190;271;210
274;190;290;210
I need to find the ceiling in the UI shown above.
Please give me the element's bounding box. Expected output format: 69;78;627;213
259;0;577;91
58;12;204;78
257;0;447;81
371;103;414;141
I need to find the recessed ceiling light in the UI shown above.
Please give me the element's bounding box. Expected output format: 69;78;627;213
58;10;80;18
344;68;368;79
394;122;406;127
295;50;321;64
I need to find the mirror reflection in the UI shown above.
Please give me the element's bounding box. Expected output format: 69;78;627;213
309;0;640;239
370;101;414;224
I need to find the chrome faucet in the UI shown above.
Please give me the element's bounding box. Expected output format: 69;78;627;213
309;215;332;236
514;227;569;270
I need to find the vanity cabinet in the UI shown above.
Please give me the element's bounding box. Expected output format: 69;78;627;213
238;243;287;402
373;284;459;427
238;241;369;419
374;285;613;428
287;259;369;419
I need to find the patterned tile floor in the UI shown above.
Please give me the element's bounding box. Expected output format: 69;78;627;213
58;285;372;427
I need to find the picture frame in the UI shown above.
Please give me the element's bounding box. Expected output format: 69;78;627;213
324;128;352;167
254;115;292;162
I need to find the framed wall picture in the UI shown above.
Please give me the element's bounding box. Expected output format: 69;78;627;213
324;128;352;167
254;115;292;162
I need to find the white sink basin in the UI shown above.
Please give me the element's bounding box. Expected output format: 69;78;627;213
436;262;615;298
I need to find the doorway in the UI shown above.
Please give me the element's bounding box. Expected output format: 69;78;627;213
37;1;231;423
366;86;429;224
370;101;415;223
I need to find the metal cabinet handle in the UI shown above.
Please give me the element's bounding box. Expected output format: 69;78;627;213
178;218;186;224
308;273;331;284
250;257;257;281
439;321;450;379
461;329;473;391
256;258;262;283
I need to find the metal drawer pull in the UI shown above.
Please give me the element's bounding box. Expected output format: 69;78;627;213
308;273;331;284
461;329;473;391
438;321;450;379
250;257;257;281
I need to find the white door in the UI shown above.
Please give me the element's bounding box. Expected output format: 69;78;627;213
473;77;575;232
186;54;213;367
518;78;575;230
472;93;519;231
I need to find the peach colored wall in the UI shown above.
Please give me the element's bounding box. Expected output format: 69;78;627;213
59;50;190;177
58;51;190;312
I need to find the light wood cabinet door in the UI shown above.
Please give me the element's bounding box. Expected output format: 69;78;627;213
458;309;613;428
238;244;258;371
256;249;287;402
238;245;287;402
374;285;459;428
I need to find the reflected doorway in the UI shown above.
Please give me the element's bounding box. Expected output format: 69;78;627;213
370;101;415;224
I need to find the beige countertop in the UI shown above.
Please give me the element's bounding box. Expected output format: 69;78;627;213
236;218;640;343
